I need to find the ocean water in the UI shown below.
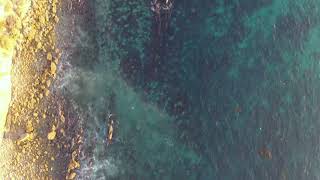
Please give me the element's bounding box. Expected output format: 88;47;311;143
57;0;320;179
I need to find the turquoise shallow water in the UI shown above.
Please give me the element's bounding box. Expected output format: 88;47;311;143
58;0;320;179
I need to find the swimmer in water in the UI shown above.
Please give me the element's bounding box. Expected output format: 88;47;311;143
106;113;115;145
151;0;173;34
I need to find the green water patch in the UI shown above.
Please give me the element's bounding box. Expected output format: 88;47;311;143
68;0;320;179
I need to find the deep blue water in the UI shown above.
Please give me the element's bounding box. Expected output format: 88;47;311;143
58;0;320;179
